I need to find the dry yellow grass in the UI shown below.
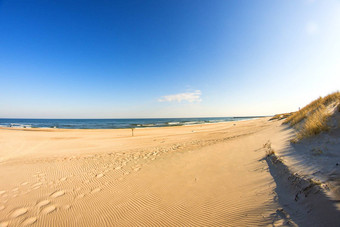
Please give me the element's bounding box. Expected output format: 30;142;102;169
296;104;331;139
284;92;340;126
284;91;340;140
263;141;275;156
284;97;322;126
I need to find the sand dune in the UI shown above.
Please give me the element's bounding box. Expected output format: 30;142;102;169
0;118;337;226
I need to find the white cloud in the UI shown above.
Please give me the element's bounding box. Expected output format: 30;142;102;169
306;22;319;35
158;90;202;103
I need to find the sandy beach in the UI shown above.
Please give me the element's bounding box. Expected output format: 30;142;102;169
2;0;340;226
0;117;339;226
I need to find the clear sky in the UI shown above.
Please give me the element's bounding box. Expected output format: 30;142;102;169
1;0;339;118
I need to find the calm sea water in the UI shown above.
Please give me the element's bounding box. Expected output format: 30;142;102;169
0;117;262;129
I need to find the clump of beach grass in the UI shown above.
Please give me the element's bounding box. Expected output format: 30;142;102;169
263;141;283;164
266;148;275;157
284;91;340;141
263;141;275;156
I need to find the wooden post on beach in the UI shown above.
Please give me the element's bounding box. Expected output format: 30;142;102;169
131;128;134;136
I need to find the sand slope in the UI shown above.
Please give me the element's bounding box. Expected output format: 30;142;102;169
0;118;300;226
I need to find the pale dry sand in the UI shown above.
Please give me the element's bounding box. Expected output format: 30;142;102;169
0;118;315;226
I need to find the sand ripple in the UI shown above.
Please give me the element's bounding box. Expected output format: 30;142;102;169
11;208;28;218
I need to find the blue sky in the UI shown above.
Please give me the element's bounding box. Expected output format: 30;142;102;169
1;0;339;118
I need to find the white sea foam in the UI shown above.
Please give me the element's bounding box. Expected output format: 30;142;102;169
7;124;32;128
167;122;180;125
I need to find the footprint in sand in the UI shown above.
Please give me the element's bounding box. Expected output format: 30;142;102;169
22;217;37;226
115;166;122;170
32;182;42;189
37;200;50;208
0;205;5;210
11;207;28;218
96;173;104;178
91;188;101;194
50;190;65;198
41;205;56;214
0;191;6;195
59;177;67;182
21;182;29;186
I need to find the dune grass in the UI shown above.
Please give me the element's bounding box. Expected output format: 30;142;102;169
263;141;275;156
296;104;331;140
284;91;340;140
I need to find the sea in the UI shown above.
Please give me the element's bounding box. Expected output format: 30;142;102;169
0;117;263;129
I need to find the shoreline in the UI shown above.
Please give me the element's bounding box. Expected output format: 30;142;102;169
0;116;266;129
0;116;266;131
